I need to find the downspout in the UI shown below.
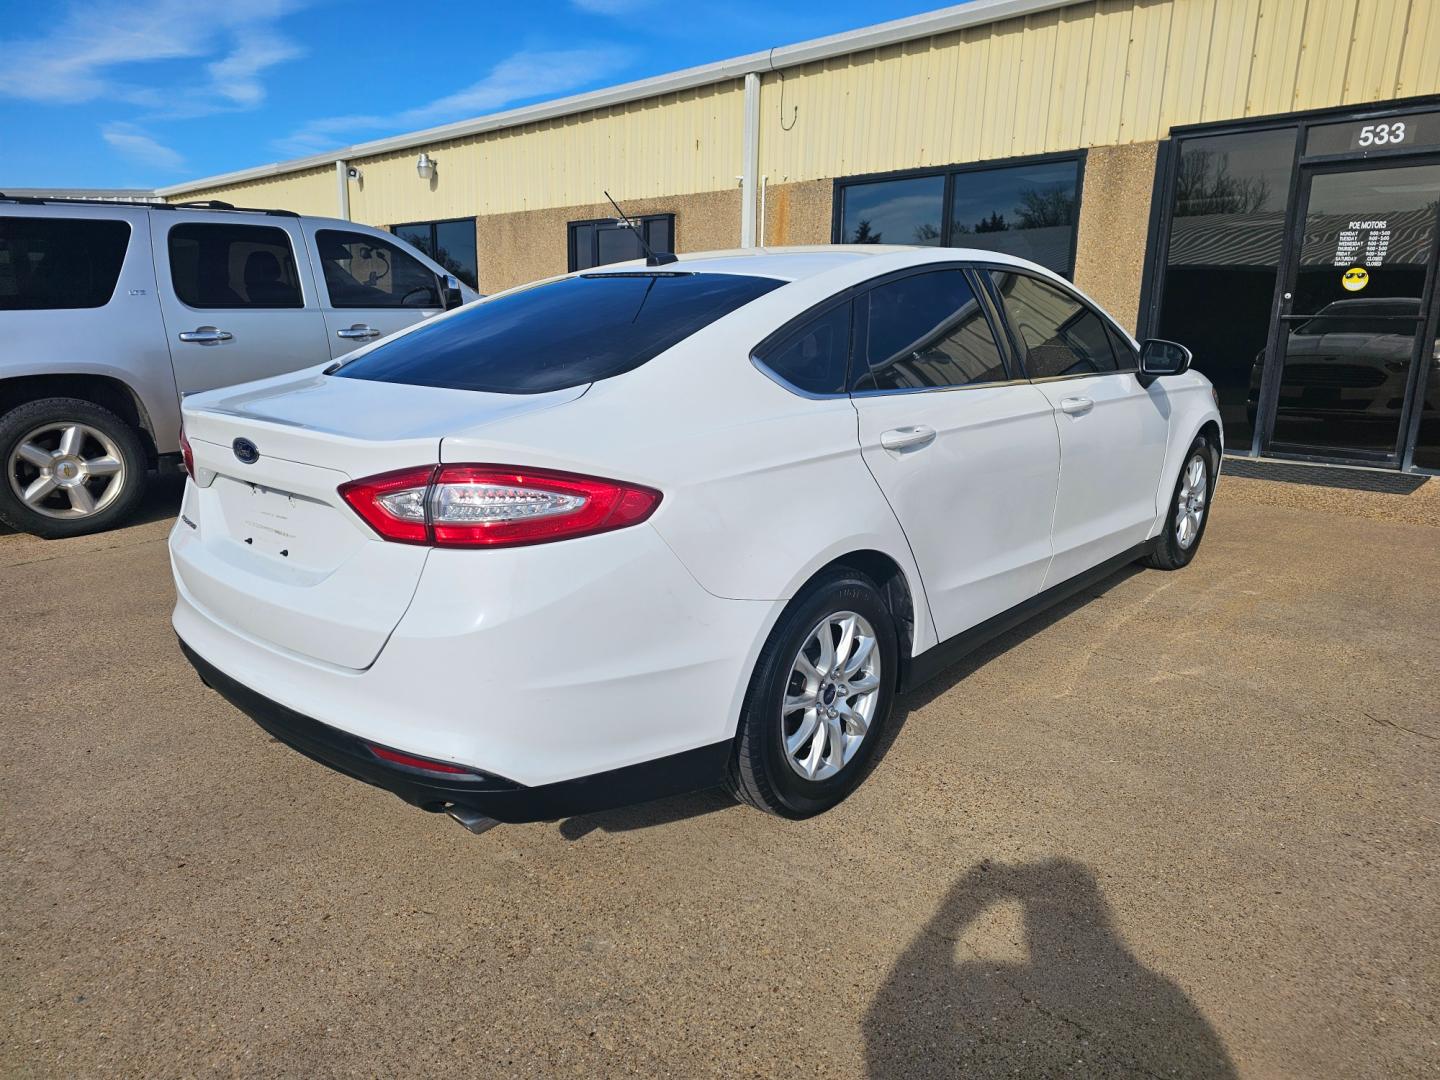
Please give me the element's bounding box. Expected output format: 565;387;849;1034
335;159;350;220
740;72;759;247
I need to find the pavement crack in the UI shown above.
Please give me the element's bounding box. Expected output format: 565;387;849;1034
1363;711;1438;743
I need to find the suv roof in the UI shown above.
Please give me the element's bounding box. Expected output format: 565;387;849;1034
0;193;298;217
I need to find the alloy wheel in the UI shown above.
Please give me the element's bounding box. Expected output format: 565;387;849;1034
1174;452;1208;550
781;611;882;781
7;422;127;520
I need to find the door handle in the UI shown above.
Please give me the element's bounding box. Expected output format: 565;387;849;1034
879;425;937;452
177;327;232;345
336;324;381;340
1059;396;1095;415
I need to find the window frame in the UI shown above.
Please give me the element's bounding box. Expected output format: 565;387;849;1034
750;261;1028;400
315;227;443;310
165;221;305;311
567;214;676;273
388;216;478;289
976;264;1140;383
831;150;1088;278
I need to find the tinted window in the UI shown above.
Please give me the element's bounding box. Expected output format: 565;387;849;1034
569;215;675;272
990;271;1117;378
1107;324;1139;370
948;160;1080;274
0;217;130;310
316;229;440;309
756;303;851;395
859;270;1008;391
168;223;302;309
839;175;945;245
335;272;783;394
393;219;478;289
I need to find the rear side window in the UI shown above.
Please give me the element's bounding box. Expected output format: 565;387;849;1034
335;272;784;394
754;303;851;394
168;223;303;309
857;269;1008;391
988;271;1117;378
0;217;130;310
316;229;440;309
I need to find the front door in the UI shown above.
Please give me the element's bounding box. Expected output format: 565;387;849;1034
1262;161;1440;464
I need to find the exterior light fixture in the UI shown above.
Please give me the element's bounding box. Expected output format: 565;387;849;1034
416;153;436;180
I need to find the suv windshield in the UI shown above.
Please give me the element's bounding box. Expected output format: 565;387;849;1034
334;271;784;394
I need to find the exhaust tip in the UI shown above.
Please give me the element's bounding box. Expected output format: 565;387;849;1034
446;805;501;835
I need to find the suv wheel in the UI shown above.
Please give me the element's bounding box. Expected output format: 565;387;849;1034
728;570;898;818
0;397;147;539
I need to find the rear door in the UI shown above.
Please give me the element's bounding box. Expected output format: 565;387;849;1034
151;213;331;395
984;269;1169;586
302;223;447;358
847;266;1061;642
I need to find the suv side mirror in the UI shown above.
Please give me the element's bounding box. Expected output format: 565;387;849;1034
441;274;464;311
1140;338;1192;377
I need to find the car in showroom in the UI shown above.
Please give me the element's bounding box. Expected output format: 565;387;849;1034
0;195;477;538
170;246;1220;832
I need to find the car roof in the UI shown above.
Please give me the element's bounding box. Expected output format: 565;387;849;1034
628;245;1050;282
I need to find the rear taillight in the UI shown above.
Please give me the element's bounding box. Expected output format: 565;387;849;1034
179;426;195;477
338;464;661;548
367;743;474;776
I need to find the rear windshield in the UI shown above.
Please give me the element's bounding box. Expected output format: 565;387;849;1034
333;271;784;394
0;216;131;310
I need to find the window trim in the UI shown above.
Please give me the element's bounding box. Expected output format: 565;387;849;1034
830;150;1088;277
389;216;478;289
567;213;676;273
165;220;305;311
978;264;1140;383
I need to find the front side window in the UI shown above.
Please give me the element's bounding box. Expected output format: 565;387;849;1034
857;270;1008;391
168;223;302;309
989;271;1117;379
316;230;440;309
755;303;851;395
569;215;675;272
335;271;783;394
0;217;130;310
392;218;478;289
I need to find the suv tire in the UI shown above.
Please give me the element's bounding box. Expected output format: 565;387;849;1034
728;569;898;818
0;397;148;539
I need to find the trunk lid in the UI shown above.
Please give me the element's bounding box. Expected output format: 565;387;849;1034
174;372;587;668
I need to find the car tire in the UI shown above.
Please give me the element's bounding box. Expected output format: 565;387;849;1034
1143;434;1216;571
0;397;148;539
728;569;899;818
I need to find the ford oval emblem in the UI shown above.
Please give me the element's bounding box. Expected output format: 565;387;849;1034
232;437;260;464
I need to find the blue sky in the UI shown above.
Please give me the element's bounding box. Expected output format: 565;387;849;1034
0;0;952;190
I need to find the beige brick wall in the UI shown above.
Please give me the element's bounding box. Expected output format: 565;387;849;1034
1072;142;1160;334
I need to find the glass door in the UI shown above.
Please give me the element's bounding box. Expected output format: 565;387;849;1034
1263;161;1440;462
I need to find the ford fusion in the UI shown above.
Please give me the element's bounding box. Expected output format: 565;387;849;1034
170;247;1220;833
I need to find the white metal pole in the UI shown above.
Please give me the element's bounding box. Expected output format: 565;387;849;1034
740;72;759;247
335;159;350;220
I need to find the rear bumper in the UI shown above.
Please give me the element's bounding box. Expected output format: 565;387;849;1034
181;641;731;824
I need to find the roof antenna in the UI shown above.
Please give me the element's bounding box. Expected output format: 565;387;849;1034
604;190;677;267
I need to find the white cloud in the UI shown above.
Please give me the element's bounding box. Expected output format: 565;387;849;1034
276;47;635;156
0;0;306;116
101;123;185;171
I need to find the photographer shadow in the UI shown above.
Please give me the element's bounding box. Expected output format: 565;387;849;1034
865;858;1236;1079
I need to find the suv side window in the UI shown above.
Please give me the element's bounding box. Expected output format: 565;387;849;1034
856;269;1008;391
754;302;851;395
168;223;303;309
316;229;440;309
988;270;1118;378
0;217;130;310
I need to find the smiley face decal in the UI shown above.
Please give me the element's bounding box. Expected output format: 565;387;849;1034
1341;266;1370;292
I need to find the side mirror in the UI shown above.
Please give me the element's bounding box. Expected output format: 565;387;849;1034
1140;338;1192;377
441;274;464;311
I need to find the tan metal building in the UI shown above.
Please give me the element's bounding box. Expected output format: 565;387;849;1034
158;0;1440;473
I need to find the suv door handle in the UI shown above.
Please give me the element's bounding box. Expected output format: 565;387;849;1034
880;425;937;452
177;327;232;345
1059;396;1095;415
336;324;381;340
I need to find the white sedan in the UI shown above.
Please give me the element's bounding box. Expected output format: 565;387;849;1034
170;247;1220;833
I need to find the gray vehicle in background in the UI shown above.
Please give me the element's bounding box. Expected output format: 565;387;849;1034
0;195;477;538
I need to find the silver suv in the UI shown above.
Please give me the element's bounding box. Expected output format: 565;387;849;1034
0;196;478;538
